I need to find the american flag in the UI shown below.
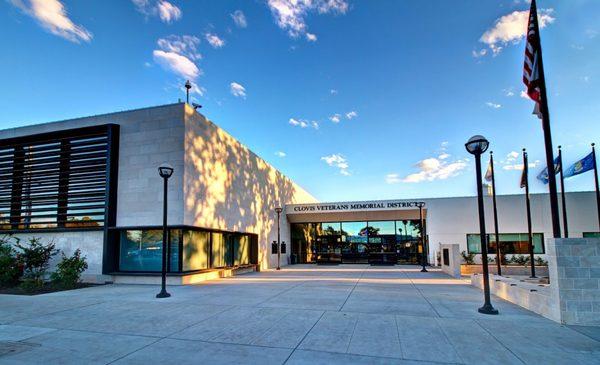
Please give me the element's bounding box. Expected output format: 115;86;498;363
522;0;542;118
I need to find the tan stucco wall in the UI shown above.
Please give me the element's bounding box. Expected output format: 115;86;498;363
183;105;318;269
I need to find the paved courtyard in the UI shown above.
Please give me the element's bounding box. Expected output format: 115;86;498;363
0;265;599;364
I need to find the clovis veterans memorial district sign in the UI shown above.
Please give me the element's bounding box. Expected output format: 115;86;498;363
287;201;426;214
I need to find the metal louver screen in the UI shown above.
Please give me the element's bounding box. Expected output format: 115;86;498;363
0;125;117;230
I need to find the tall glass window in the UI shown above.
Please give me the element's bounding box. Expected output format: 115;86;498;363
119;230;163;272
183;230;209;271
233;234;250;266
211;232;225;268
321;222;341;235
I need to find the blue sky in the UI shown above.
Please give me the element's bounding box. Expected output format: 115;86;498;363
1;0;599;202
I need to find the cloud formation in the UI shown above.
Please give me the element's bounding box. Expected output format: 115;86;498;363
157;35;201;60
385;173;401;184
476;8;555;56
275;151;286;157
321;153;350;176
485;101;502;109
266;0;348;40
153;35;202;90
289;118;319;129
230;82;246;98
10;0;92;43
306;33;317;42
205;33;225;48
329;114;341;123
231;10;247;28
132;0;182;23
396;143;468;183
345;111;358;119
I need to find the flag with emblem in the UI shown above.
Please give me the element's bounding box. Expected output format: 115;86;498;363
536;156;561;184
564;152;594;178
523;0;543;119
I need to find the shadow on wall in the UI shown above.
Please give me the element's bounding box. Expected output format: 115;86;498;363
183;107;317;269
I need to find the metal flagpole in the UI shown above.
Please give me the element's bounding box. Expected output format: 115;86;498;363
530;0;561;238
523;149;536;278
558;146;569;237
592;143;600;231
490;152;502;276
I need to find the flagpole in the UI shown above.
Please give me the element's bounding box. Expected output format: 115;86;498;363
523;149;536;278
531;0;561;238
558;146;568;237
490;152;502;276
592;143;600;231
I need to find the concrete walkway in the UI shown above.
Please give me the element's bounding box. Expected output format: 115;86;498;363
1;265;599;364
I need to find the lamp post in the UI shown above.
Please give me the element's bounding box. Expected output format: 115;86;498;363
156;163;174;299
465;135;498;315
275;207;283;270
185;80;192;104
418;203;428;272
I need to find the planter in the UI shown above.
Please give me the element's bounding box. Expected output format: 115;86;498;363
461;264;548;277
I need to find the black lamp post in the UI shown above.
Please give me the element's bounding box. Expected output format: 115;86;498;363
185;80;192;104
156;163;174;299
275;207;283;270
418;202;428;272
465;135;498;315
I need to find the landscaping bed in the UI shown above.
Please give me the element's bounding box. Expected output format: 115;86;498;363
0;282;99;296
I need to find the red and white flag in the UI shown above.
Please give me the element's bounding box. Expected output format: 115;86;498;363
522;0;543;119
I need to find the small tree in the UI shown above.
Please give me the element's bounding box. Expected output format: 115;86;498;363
461;250;476;265
15;237;58;289
534;256;548;266
0;235;22;287
51;249;88;289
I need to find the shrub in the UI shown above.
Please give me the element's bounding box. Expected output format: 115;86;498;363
461;251;476;265
510;254;530;266
15;237;58;289
534;257;548;266
51;249;88;289
0;235;22;287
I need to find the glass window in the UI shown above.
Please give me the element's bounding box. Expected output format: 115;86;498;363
396;220;419;241
321;222;341;235
183;230;209;271
119;230;163;271
341;222;368;243
368;221;396;243
233;234;250;266
291;223;316;263
583;232;600;238
211;232;226;268
169;229;181;272
467;233;544;254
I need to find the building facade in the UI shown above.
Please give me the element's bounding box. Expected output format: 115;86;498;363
0;103;598;281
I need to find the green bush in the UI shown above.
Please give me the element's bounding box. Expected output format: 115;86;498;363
15;237;58;289
0;235;22;287
534;257;548;266
460;250;475;265
510;254;530;266
51;249;88;289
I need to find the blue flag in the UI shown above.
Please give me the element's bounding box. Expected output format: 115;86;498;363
536;157;561;184
564;152;594;178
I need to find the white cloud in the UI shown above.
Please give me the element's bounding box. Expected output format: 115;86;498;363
329;114;341;123
402;157;468;183
503;161;538;170
472;49;487;58
205;32;225;48
132;0;182;23
486;101;502;109
230;82;246;98
275;151;286;157
289;118;319;129
10;0;92;43
157;35;201;60
153;50;201;80
330;89;338;95
157;1;181;23
231;10;247;28
571;44;584;51
345;111;358;119
520;90;529;99
506;151;520;161
438;153;450;160
479;9;555;55
503;88;515;97
582;76;590;83
306;32;317;42
266;0;348;39
321;153;350;176
385;173;401;184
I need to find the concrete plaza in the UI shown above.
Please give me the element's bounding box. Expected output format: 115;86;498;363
0;265;599;364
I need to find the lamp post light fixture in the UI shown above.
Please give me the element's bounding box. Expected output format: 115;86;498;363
275;207;283;270
185;80;192;104
465;135;498;315
156;163;174;299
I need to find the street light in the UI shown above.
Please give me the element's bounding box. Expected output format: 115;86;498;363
465;135;498;315
275;207;283;270
156;163;174;299
185;80;192;104
418;202;428;272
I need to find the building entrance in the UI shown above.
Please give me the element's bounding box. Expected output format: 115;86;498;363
290;220;427;265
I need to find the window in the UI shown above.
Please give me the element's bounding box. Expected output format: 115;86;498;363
341;222;368;244
0;125;118;231
183;230;209;271
583;232;600;238
118;229;180;272
467;233;544;254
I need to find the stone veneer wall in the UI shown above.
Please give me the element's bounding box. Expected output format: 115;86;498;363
546;237;600;325
183;105;318;270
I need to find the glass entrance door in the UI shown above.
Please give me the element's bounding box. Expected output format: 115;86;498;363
315;235;342;264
